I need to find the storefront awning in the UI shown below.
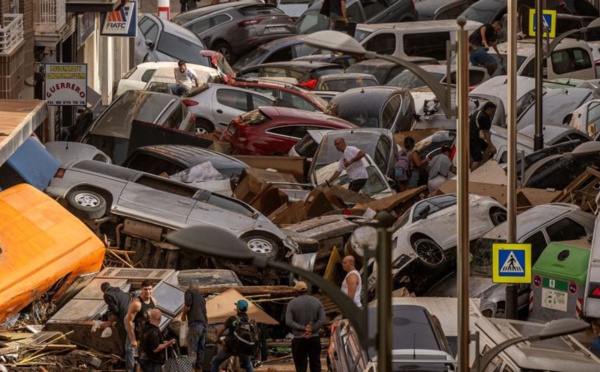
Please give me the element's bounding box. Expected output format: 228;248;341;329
66;0;124;13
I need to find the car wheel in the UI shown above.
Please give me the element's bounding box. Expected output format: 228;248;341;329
241;235;279;259
412;237;445;268
67;190;107;219
195;118;215;134
490;208;507;226
214;42;234;63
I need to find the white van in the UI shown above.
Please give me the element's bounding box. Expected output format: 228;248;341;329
356;20;483;61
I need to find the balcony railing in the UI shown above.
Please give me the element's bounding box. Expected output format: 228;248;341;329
34;0;66;35
0;14;23;55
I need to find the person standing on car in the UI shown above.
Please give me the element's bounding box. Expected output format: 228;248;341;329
469;102;497;172
180;0;197;13
139;308;177;372
341;255;362;307
100;282;134;372
126;280;157;371
285;281;326;372
398;137;428;191
181;283;208;372
427;144;456;194
469;21;503;75
171;60;200;96
327;137;368;193
210;300;255;372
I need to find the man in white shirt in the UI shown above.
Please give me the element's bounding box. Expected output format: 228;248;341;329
327;137;368;193
171;60;200;96
341;255;362;307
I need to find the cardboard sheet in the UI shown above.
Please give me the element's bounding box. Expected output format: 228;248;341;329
206;288;279;325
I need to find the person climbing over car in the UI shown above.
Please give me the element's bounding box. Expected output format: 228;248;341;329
469;102;497;172
469;21;503;76
395;137;428;192
171;60;200;97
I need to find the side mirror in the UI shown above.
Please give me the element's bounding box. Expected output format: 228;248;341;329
144;39;154;49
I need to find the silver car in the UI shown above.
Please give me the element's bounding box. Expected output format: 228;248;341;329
147;83;277;134
45;160;297;259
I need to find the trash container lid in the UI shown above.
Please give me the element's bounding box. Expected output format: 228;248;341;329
532;241;590;283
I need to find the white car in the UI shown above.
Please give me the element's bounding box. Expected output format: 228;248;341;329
391;193;505;269
116;61;219;97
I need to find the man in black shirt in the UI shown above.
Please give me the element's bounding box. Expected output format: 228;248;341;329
469;21;503;75
139;308;176;372
469;102;497;171
100;282;133;371
126;280;157;372
181;283;208;372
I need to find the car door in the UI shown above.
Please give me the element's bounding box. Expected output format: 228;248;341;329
265;125;308;154
137;16;160;62
248;92;275;110
188;16;214;45
213;87;249;131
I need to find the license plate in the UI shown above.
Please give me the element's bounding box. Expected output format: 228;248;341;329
267;27;289;33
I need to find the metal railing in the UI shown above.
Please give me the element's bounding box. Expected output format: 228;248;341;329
0;14;23;54
34;0;66;34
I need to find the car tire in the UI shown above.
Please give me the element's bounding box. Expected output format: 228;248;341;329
195;118;215;134
490;208;507;226
67;190;107;219
241;235;279;259
412;237;445;268
214;42;235;63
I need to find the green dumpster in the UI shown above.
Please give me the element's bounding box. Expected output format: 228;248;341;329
529;241;590;323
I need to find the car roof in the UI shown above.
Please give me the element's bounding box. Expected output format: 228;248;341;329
482;203;582;240
332;86;407;112
519;123;589;143
253;34;307;50
247;60;341;71
258;106;356;126
128;144;248;169
356;19;482;32
496;38;593;56
171;0;263;23
415;0;470;20
318;73;377;81
349;56;438;68
142;14;203;45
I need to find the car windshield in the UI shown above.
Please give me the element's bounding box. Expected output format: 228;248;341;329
157;32;207;66
459;0;504;24
321;78;378;92
471;237;505;276
315;162;388;196
233;47;270;70
411;194;457;223
293;135;318;157
296;9;328;34
387;70;445;89
354;29;372;42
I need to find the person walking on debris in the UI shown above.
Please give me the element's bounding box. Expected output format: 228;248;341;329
427;144;456;194
327;137;368;193
469;102;497;172
285;281;326;372
126;280;157;370
100;282;134;372
396;137;428;192
210;300;256;372
341;255;362;307
181;283;208;372
469;21;503;75
139;308;177;372
171;60;200;97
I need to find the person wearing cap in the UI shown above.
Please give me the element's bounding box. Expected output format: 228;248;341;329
210;299;254;372
427;144;456;194
100;282;133;371
285;281;326;372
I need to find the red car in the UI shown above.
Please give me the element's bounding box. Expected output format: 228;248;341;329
221;106;357;156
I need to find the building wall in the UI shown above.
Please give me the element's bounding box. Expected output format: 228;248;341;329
0;0;27;99
19;0;33;85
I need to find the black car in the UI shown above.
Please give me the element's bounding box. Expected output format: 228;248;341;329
237;61;344;89
415;0;475;20
296;0;418;35
171;1;296;63
326;86;416;133
232;35;314;71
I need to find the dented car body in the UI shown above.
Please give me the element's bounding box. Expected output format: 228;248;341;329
0;184;106;323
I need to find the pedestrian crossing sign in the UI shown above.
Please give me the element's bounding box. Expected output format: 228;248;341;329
492;243;531;283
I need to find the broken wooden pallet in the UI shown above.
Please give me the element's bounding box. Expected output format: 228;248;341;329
551;167;600;212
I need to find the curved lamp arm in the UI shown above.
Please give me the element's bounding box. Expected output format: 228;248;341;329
478;335;529;371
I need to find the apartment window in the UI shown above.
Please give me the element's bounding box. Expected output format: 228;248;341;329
10;0;18;13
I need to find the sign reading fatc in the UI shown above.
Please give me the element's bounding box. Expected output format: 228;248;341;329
44;64;88;106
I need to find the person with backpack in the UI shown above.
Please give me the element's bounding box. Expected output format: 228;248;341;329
139;309;177;372
427;144;456;194
210;299;256;372
285;281;326;372
395;137;428;191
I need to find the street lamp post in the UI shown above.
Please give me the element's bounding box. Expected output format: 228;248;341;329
166;212;395;372
477;318;590;371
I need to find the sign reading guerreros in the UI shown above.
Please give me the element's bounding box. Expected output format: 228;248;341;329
45;64;87;106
